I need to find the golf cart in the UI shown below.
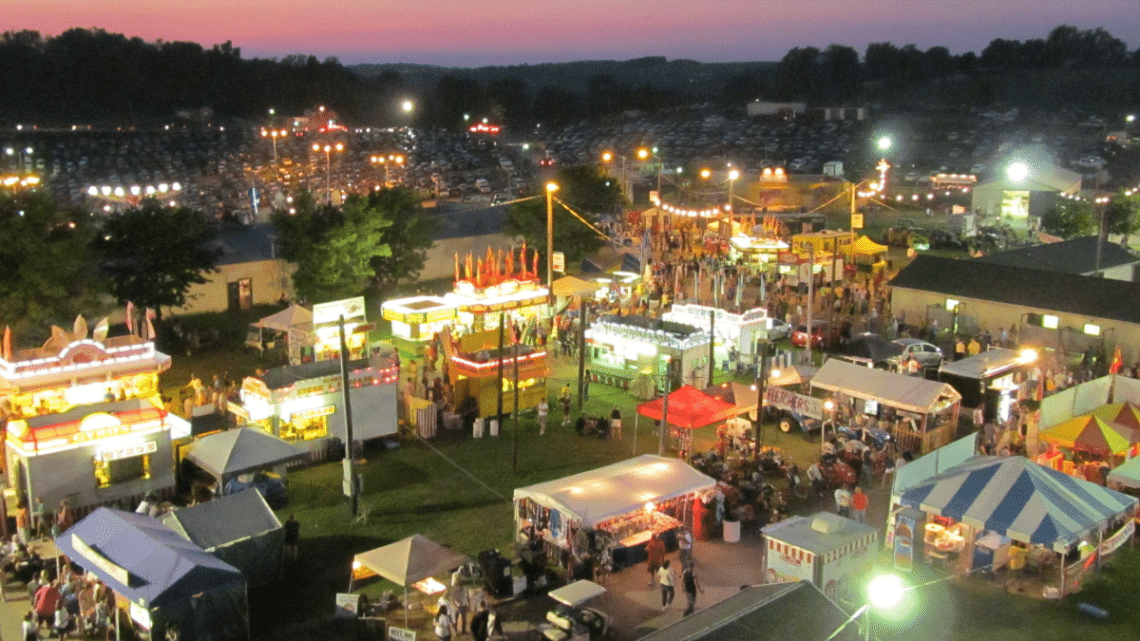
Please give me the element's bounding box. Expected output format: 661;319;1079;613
540;580;609;641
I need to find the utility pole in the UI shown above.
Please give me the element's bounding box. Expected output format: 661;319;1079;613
658;357;673;456
708;309;716;388
577;296;587;411
338;315;357;518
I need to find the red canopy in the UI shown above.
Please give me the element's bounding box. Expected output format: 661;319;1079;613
637;385;737;429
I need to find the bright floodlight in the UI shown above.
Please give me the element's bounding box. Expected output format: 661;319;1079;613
1006;162;1029;182
401;100;414;113
877;136;892;152
868;574;905;610
1019;348;1038;363
728;169;741;180
546;182;559;193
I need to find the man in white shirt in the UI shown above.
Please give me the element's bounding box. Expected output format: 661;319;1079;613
834;486;852;518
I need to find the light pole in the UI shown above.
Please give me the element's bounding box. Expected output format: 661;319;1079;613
263;128;286;163
602;151;631;202
1095;195;1111;276
864;574;905;641
546;181;559;304
313;142;344;204
638;147;663;199
728;168;741;221
752;340;771;459
803;242;815;365
370;154;405;188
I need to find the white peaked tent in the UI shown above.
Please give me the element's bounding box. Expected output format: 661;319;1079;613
247;303;314;363
353;535;470;625
184;427;305;486
812;359;961;415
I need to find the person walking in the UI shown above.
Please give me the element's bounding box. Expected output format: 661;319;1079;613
434;604;455;641
559;384;573;426
645;533;665;588
681;564;703;616
656;560;676;612
537;398;549;435
851;486;868;524
677;526;694;568
834;485;852;518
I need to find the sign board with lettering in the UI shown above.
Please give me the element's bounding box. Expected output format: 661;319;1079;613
765;386;823;420
335;593;362;617
72;534;131;586
552;252;565;273
314;296;367;326
388;627;417;641
851;213;864;229
96;440;158;462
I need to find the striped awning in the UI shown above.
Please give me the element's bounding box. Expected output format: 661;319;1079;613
898;455;1137;552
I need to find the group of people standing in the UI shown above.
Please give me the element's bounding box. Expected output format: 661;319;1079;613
645;529;704;617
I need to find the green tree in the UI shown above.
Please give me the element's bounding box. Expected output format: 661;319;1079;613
1104;190;1140;246
94;200;221;327
0;192;105;335
504;165;614;267
362;187;439;294
1041;198;1094;239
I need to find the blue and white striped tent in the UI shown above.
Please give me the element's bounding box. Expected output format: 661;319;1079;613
898;455;1137;552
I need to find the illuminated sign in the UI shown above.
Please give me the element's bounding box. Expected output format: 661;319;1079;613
313;296;366;325
765;387;824;420
289;405;336;422
96;440;157;462
71;534;131;586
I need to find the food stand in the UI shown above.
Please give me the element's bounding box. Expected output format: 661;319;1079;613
811;359;961;454
1;319;184;512
245;304;314;365
584;315;710;390
513;455;716;570
311;297;371;362
761;512;877;603
776;249;843;287
937;348;1035;423
663;303;772;362
445;245;550;332
231;355;399;456
448;329;547;418
847;235;890;273
728;235;787;272
888;455;1137;595
380;296;456;354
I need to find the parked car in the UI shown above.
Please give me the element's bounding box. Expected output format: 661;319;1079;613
890;338;944;368
758;318;792;341
792;320;840;350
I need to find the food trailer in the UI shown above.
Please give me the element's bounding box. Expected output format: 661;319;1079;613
232;355;399;456
448;329;547;418
728;235;787;271
663;303;773;362
937;348;1035;423
380;296;457;355
761;512;877;603
311;297;372;362
584;315;711;390
445;245;550;332
1;318;185;512
513;455;716;570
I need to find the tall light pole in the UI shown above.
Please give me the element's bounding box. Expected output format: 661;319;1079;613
263;128;286;163
803;242;815;366
638;147;662;199
546;182;559;305
728;168;740;222
313;142;344;204
602;151;631;202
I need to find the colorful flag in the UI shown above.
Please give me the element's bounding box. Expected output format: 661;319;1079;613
125;301;135;335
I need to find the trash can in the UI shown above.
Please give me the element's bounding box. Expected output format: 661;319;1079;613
723;519;741;543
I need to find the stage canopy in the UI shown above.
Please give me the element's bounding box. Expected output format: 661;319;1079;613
513;454;716;528
637;385;737;429
812;359;961;414
898;455;1137;551
1039;415;1139;457
184;427;306;481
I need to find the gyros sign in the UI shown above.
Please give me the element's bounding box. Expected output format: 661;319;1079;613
765;387;823;420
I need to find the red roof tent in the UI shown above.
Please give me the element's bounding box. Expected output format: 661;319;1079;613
637;385;737;429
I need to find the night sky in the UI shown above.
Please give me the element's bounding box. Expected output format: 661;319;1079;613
9;0;1140;67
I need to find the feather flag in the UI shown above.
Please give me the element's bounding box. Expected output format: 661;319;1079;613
125;301;136;336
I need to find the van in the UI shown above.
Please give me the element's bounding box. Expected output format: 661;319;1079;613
475;178;491;194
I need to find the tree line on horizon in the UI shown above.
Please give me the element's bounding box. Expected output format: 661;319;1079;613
0;25;1137;131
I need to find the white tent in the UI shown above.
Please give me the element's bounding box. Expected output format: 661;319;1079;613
513;455;715;529
812;359;961;414
184;427;305;485
246;304;314;363
353;535;470;626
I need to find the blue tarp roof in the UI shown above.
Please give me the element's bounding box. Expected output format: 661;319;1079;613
57;508;244;607
898;455;1137;551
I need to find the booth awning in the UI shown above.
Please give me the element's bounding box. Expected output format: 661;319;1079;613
513;455;716;528
552;275;602;298
898;455;1138;551
850;235;888;256
1092;402;1140;432
637;385;738;429
184;427;305;480
1107;456;1140;489
353;535;469;586
812;359;961;414
254;303;313;331
892;433;979;496
939;348;1027;379
1039;415;1139;457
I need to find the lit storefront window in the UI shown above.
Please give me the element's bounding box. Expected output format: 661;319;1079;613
95;454;151;489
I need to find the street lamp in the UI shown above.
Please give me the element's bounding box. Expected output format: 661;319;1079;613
728;168;741;217
262;128;287;163
313;142;344;204
1006;161;1029;183
401;100;414;114
802;242;815;366
638;147;663;199
863;574;905;641
602;151;631;202
546;181;559;298
370;153;405;188
751;340;772;459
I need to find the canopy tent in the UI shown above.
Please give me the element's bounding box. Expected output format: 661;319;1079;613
703;381;759;415
892;433;979;496
812;359;961;414
897;455;1137;552
636;385;737;429
834;333;902;366
1038;415;1139;457
552;275;602;298
353;535;470;626
161;490;284;587
1107;456;1140;489
247;304;315;363
768;365;818;388
849;235;889;256
1092;402;1140;432
513;455;716;529
938;348;1027;379
57;508;248;641
185;427;305;480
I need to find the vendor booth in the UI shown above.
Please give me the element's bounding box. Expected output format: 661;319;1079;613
244;304;314;365
728;235;787;271
592;272;641;304
513;455;716;570
811;359;961;454
585;315;711;390
1;319;182;512
58;508;249;641
637;386;737;458
161;489;284;587
181;427;305;499
776;249;843;287
847;235;890;273
231;355;399;455
445;245;551;332
937;348;1035;423
312;297;372;362
352;534;470;626
1037;413;1139;483
380;296;456;355
448;329;548;418
888;455;1137;596
663;304;773;362
761;512;877;603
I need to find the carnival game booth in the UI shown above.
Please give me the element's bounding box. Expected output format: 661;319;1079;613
58;508;249;641
513;455;716;571
761;512;877;604
380;296;456;355
245;303;314;365
445;245;550;332
231;355;399;457
161;489;284;587
937;348;1036;423
811;359;961;454
888;455;1136;596
776;249;843;288
449;329;548;418
637;386;737;460
585;315;711;391
728;235;787;271
663;303;772;363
